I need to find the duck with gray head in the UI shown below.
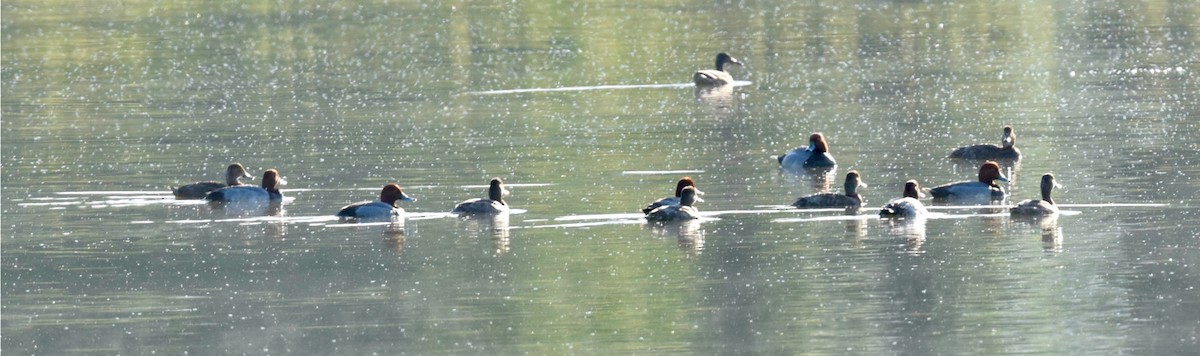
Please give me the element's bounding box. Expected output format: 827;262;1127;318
1011;173;1061;216
693;52;743;86
173;163;255;199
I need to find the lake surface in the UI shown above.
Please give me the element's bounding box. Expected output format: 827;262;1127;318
3;0;1198;354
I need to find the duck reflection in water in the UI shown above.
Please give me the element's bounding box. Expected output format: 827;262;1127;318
645;219;705;256
382;223;407;255
882;218;927;254
458;212;511;255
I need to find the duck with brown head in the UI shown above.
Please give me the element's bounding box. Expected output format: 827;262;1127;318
792;170;866;209
880;180;928;218
205;168;286;203
779;133;837;170
1011;173;1061;215
949;126;1021;160
452;177;510;215
173;163;255;199
693;52;743;86
645;186;701;222
337;183;417;221
928;161;1009;202
642;177;704;214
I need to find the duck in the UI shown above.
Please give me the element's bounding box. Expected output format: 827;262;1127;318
641;177;704;214
949;126;1021;160
645;186;701;222
880;180;929;218
779;133;837;170
205;168;286;203
928;161;1009;201
792;170;866;208
172;163;254;199
693;52;743;86
452;177;509;214
1011;173;1061;215
337;183;417;221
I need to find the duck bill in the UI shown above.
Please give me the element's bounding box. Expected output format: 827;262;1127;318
400;195;416;202
994;176;1010;184
276;177;288;186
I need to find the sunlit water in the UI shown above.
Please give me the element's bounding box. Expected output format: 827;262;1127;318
3;0;1199;354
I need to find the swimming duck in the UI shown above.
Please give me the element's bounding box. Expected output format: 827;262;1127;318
337;183;417;221
205;168;286;203
779;133;837;170
880;180;929;218
949;126;1021;160
645;186;701;222
642;177;704;214
1011;173;1061;216
792;170;866;208
173;163;254;199
693;52;743;86
928;161;1009;201
452;177;509;214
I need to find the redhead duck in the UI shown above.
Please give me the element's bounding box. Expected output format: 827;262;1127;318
1011;173;1061;215
792;170;866;208
880;180;928;218
452;177;509;214
646;186;701;222
337;183;416;221
779;133;837;170
642;177;704;214
205;169;286;203
949;126;1021;160
928;161;1009;201
693;52;743;86
173;163;254;199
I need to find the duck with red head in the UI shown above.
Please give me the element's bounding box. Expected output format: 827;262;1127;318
693;52;743;86
206;168;286;203
452;177;510;215
173;163;255;199
337;183;417;221
792;170;866;209
949;126;1021;160
880;180;928;218
928;161;1009;201
642;177;704;214
779;133;837;170
1011;173;1061;216
646;186;701;222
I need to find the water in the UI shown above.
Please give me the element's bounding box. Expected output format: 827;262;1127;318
3;0;1199;354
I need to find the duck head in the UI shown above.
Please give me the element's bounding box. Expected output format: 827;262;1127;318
1001;126;1016;148
902;180;923;199
678;186;700;207
1040;173;1061;204
715;52;743;71
844;170;867;195
807;133;830;153
977;161;1009;186
674;177;704;199
261;169;286;192
381;183;416;207
225;163;255;184
488;177;508;205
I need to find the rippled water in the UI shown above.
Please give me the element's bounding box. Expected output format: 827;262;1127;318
3;0;1198;354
